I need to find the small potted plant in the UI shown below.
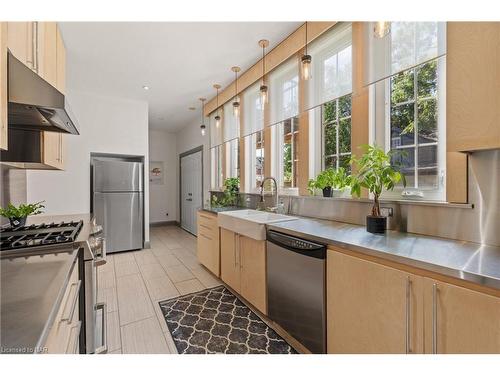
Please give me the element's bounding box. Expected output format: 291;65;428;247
351;145;405;234
0;201;45;228
308;167;352;198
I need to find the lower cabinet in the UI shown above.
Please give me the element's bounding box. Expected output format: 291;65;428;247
327;250;423;354
220;228;267;314
196;211;220;276
327;247;500;354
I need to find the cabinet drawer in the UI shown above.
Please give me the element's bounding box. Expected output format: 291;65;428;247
44;259;81;354
198;212;217;231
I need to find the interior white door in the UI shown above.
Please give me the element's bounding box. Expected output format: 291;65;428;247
180;150;203;235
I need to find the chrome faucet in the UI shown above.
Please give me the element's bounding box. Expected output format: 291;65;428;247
259;177;278;212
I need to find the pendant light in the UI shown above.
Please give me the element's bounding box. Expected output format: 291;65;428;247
258;39;269;108
199;98;206;136
301;21;312;81
231;66;241;118
374;21;391;38
213;84;221;128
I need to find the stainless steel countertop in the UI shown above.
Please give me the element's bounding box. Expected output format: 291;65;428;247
0;213;92;353
268;217;500;290
200;206;247;215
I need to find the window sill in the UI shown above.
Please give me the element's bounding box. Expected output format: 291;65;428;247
295;194;474;209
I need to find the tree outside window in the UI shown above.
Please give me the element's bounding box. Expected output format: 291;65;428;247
282;117;300;188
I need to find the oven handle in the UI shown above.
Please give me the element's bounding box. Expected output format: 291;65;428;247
94;302;108;354
94;238;107;266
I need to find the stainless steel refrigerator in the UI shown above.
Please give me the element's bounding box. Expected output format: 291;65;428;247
92;158;144;253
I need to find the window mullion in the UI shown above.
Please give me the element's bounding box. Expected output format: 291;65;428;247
414;68;419;189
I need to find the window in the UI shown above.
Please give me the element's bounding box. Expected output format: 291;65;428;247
274;117;300;190
269;58;299;125
243;130;265;192
210;146;223;190
322;95;352;171
223;101;239;142
308;22;352;109
388;60;443;192
225;138;239;180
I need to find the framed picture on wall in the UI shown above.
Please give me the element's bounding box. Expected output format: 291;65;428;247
149;161;164;185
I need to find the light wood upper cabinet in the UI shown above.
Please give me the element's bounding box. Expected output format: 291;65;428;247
7;22;33;70
423;278;500;354
327;249;423;354
43;132;65;170
239;235;267;315
220;228;240;294
56;26;66;93
0;23;7;150
39;22;57;88
447;22;500;152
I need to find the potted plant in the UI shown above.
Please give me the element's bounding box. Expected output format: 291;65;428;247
308;167;352;197
0;201;45;228
351;145;405;234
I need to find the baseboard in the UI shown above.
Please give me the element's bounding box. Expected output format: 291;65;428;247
150;220;179;227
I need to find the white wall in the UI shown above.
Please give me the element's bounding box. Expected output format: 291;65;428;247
176;118;210;209
26;90;150;241
149;129;178;223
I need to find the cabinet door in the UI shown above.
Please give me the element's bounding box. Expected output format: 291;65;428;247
43;132;64;170
56;26;66;93
220;228;240;293
39;22;57;88
423;278;500;354
0;22;7;150
7;22;32;70
240;235;266;314
327;250;423;353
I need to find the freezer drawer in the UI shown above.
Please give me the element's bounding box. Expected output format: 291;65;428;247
93;192;143;253
93;159;143;192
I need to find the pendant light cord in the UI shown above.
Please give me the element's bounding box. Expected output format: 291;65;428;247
262;44;265;85
305;21;308;55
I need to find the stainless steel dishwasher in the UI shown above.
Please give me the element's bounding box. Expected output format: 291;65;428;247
266;230;326;353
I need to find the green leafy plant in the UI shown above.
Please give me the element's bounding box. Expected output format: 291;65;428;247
350;145;405;217
0;201;45;219
307;167;352;195
211;178;240;207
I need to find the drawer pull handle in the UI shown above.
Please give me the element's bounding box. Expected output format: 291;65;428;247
199;223;213;231
94;302;108;354
66;321;81;354
405;276;412;354
432;283;438;354
61;280;81;323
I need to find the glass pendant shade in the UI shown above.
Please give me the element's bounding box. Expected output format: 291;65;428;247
200;124;206;136
301;54;312;80
233;101;240;118
215;114;221;128
374;21;391;38
260;85;268;107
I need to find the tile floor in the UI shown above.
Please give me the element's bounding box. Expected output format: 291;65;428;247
97;225;222;354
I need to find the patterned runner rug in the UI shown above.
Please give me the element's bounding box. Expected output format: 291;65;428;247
159;286;296;354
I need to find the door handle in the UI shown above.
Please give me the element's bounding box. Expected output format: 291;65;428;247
405;276;412;354
186;198;193;201
95;302;108;354
432;283;438;354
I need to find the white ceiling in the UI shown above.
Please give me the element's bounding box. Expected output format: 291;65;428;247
59;22;301;132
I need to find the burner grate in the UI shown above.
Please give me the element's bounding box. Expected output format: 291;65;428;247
0;220;83;251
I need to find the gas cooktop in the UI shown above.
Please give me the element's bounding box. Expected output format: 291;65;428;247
0;221;83;251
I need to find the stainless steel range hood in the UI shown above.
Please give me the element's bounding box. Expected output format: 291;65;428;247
7;52;79;135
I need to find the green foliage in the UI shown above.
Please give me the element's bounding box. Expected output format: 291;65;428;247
351;145;405;216
211;178;240;207
0;201;45;219
308;167;352;195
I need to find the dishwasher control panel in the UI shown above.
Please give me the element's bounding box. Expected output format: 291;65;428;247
267;230;326;258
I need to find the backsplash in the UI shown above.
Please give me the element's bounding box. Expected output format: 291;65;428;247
0;164;27;225
210;149;500;247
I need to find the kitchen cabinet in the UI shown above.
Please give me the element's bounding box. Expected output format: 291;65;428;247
327;247;500;354
220;227;267;314
196;211;220;276
423;278;500;354
239;235;267;314
327;250;423;354
3;21;66;169
0;23;7;150
220;227;240;294
447;22;500;152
